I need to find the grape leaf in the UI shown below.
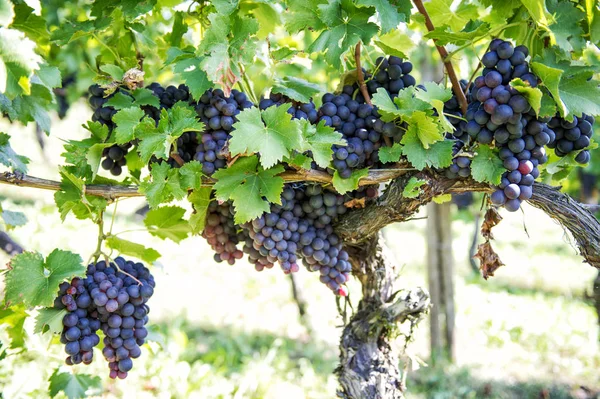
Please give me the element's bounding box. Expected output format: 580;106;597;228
401;133;453;170
188;187;212;234
3;249;85;308
286;153;314;170
50;18;111;45
168;11;188;47
356;0;404;33
211;0;240;15
0;133;28;173
48;369;102;399
0;305;27;348
1;209;26;230
332;168;369;194
433;194;452;204
106;236;160;263
415;82;454;134
113;107;145;144
374;29;414;58
519;0;552;27
136;103;204;164
213;156;285;224
132;88;160;108
530;61;565;117
271;77;322;103
510;78;542;115
3;82;55;133
372;87;431;122
471;145;505;185
178;160;204;190
298;119;345;168
229;104;303;169
308;0;379;69
54;168;107;221
197;13;258;95
105;92;134;109
284;0;327;33
34;308;66;335
140;162;181;208
558;74;600;119
547;0;585;53
427;0;478;32
402;177;426;198
0;27;42;99
10;3;49;43
424;22;490;46
378;143;403;163
173;57;212;101
371;87;401;122
144;206;190;243
406;111;443;149
0;0;14;26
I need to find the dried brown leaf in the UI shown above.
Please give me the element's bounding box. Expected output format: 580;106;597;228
344;198;367;209
481;207;502;240
474;241;504;279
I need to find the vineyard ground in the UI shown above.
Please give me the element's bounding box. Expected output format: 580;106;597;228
0;104;599;398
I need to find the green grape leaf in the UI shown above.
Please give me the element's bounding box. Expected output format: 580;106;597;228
0;0;14;26
48;369;102;399
178;160;204;190
424;22;490;46
10;3;49;43
173;57;212;101
197;13;258;95
34;308;66;335
415;82;454;133
50;17;111;45
0;306;27;348
531;61;565;116
188;187;212;234
519;0;552;26
558;74;600;119
99;64;124;81
471;145;505;185
113;107;145;144
0;27;42;99
539;88;557;118
213;156;285;224
402;177;426;198
229;105;303;169
3;249;85;308
547;0;585;52
371;87;402;122
168;11;188;47
433;194;452;204
356;0;404;33
298;119;345;168
378;143;403;163
54;168;107;221
401;133;453;170
332;168;369;194
284;0;327;33
105;92;134;109
406;111;444;148
510;78;543;115
0;133;28;173
144;206;190;243
3;82;55;133
271;77;322;103
105;236;160;263
132;88;160;108
1;209;26;230
247;2;282;40
140;162;177;208
374;29;414;58
136;103;204;164
427;0;478;32
211;0;240;15
87;143;112;179
308;0;379;69
286;153;314;170
373;87;431;122
271;46;297;61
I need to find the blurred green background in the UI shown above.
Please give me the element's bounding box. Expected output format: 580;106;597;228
0;103;599;398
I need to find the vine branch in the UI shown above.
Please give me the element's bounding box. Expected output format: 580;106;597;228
412;0;468;114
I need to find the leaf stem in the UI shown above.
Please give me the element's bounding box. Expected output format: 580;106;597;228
92;33;123;68
239;63;259;104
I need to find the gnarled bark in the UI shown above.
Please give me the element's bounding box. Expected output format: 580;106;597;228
337;235;430;399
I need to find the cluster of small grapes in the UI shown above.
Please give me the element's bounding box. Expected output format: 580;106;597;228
445;142;471;179
202;200;244;265
259;92;318;123
547;113;595;164
192;88;254;175
443;80;469;141
54;257;155;379
360;56;416;98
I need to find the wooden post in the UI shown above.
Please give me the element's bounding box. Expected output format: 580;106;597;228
426;202;456;363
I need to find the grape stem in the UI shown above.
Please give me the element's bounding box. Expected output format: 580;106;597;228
354;43;372;106
170;152;185;167
411;0;468;114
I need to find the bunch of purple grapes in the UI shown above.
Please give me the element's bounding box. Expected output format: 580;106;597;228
547;113;595;164
54;257;155;379
192;88;253;175
259;92;318;123
202;200;245;265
